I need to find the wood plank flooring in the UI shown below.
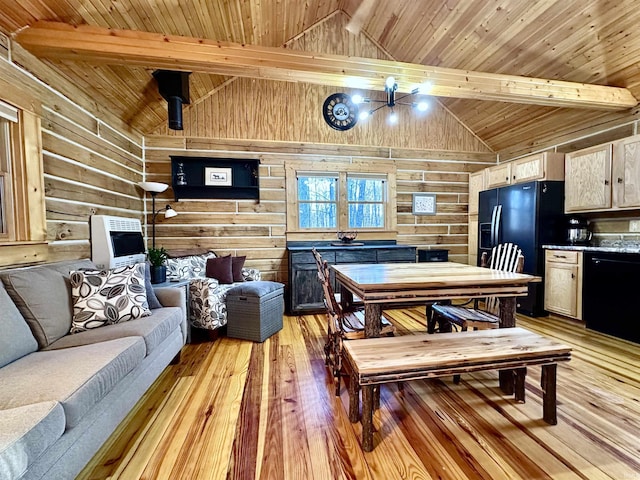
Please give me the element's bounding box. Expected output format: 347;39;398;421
77;308;640;480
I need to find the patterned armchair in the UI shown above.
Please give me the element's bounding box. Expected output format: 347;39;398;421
165;253;261;330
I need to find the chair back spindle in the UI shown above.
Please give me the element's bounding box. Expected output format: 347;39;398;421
484;243;524;315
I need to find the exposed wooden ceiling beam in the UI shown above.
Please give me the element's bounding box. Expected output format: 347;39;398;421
14;21;638;110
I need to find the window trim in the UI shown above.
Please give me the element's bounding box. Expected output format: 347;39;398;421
285;160;397;239
0;82;48;266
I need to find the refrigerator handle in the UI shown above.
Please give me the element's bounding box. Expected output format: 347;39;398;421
490;206;498;246
493;204;502;246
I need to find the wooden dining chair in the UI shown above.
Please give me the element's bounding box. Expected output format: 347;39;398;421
430;243;523;383
431;242;524;332
311;247;363;310
317;258;395;395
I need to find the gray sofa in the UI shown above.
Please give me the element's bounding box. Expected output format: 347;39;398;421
0;259;187;480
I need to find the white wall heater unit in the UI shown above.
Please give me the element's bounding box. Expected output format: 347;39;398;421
91;215;146;269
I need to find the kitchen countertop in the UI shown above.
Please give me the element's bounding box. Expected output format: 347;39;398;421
543;244;640;254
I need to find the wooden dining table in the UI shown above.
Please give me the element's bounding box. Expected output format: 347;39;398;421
332;261;541;393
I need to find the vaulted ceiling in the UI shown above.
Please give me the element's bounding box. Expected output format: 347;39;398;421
2;0;640;156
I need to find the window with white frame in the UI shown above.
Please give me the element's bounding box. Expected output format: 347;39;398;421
347;174;386;229
0;100;18;238
297;173;338;229
292;167;391;231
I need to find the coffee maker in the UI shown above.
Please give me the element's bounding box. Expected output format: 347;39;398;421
566;216;592;245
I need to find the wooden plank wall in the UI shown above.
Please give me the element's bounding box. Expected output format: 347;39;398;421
0;33;145;265
145;136;495;282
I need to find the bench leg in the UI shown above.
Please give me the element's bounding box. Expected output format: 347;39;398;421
499;370;515;395
541;364;558;424
349;371;360;423
514;367;527;403
362;385;375;452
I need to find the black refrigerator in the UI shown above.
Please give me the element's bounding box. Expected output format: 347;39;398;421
478;181;565;317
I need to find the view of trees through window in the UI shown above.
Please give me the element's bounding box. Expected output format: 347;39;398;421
297;175;337;228
297;174;386;229
347;176;385;228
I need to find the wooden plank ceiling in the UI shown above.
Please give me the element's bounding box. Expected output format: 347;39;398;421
2;0;640;154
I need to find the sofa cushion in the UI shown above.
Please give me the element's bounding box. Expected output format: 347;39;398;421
70;264;151;333
0;283;38;368
144;262;162;309
0;266;76;349
0;401;65;480
45;307;182;356
43;259;96;276
0;337;145;429
206;256;233;284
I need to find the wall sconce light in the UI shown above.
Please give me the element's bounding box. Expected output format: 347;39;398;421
137;182;178;249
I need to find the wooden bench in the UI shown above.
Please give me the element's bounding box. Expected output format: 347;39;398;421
342;327;571;452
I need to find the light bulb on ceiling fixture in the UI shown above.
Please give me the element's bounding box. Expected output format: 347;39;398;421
416;101;429;112
388;111;398;124
385;76;396;90
419;81;434;94
351;94;364;104
359;110;371;120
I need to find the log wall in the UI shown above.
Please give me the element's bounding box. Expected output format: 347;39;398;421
0;35;144;265
145;136;495;282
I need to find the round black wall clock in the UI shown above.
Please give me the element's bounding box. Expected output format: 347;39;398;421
323;93;359;131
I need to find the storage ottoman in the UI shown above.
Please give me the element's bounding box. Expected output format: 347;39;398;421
226;281;285;342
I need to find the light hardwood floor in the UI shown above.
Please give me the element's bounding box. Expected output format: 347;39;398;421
78;308;640;480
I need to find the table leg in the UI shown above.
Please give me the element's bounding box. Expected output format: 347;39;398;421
362;385;375;452
364;303;382;338
339;284;354;311
541;364;558;425
498;296;516;328
498;297;516;394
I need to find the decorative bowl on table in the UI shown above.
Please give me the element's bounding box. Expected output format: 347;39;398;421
337;231;358;243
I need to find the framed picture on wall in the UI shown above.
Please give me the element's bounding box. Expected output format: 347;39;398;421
412;193;437;215
204;167;233;186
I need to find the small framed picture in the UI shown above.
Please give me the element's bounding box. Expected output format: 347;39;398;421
412;193;437;215
204;167;232;186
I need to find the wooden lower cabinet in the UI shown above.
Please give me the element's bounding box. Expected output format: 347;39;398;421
287;243;416;314
544;250;583;320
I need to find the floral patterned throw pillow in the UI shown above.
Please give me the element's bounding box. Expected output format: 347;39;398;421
69;264;151;333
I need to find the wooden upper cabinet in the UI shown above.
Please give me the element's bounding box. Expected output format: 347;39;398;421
485;163;511;188
612;134;640;208
511;152;565;183
565;144;612;212
468;170;485;215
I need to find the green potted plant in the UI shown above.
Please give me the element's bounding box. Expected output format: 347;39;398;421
147;247;169;284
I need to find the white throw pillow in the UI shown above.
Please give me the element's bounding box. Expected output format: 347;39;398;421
69;264;151;333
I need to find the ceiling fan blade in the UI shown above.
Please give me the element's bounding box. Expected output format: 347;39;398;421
345;0;376;35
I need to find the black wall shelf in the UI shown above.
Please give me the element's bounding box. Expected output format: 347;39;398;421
170;156;260;201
